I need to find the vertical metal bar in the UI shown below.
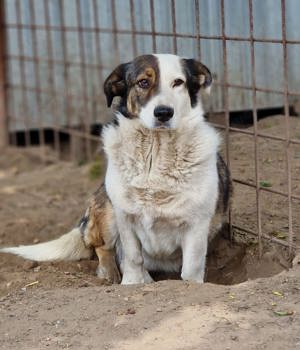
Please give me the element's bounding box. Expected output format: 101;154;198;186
29;0;46;161
58;0;75;161
92;0;105;132
280;0;293;255
149;0;157;52
76;0;92;160
171;0;177;54
129;0;138;57
0;0;8;149
44;0;60;158
111;0;120;65
194;0;201;60
220;0;232;239
15;0;30;146
93;0;103;87
249;0;263;256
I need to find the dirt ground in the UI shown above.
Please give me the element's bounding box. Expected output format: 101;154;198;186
0;115;299;349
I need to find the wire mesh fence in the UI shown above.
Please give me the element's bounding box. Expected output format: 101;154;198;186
0;0;299;255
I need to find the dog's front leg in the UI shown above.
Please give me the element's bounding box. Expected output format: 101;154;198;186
181;219;211;283
116;210;150;285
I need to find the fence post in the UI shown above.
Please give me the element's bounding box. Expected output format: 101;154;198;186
0;1;7;149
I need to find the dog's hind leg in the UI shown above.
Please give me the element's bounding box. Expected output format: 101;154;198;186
81;186;121;284
95;246;121;283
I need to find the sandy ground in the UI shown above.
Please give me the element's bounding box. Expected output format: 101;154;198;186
0;115;299;349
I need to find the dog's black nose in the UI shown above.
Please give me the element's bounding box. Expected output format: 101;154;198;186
154;105;174;122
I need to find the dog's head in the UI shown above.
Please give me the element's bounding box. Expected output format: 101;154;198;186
104;54;212;129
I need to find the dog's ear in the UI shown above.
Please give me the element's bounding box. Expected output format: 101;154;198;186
182;59;212;92
182;59;212;107
103;63;130;107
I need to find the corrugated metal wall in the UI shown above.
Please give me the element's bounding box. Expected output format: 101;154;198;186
4;0;300;130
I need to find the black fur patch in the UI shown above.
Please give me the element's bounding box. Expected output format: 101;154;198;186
217;154;232;213
78;212;89;235
181;59;212;107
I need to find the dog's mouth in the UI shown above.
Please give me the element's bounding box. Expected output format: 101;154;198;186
153;121;172;129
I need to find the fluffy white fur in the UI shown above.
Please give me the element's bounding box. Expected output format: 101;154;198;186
0;228;92;261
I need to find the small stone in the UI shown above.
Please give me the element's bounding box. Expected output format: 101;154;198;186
79;282;89;288
23;260;39;270
125;308;136;315
33;266;41;272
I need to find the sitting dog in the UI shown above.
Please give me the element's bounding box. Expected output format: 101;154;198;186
0;54;231;284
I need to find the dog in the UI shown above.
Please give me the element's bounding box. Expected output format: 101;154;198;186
0;54;231;284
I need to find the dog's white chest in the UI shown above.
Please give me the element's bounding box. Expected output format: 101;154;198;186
106;126;200;216
104;119;219;261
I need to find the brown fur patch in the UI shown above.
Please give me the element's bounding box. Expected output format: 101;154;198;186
82;185;120;283
126;56;160;118
104;55;160;119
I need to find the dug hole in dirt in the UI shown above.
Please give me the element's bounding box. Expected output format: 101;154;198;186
0;115;299;349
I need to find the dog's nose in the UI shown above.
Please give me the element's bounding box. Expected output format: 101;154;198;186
154;105;174;122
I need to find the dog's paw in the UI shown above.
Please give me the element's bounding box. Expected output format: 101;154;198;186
121;269;153;285
96;263;121;284
181;269;204;283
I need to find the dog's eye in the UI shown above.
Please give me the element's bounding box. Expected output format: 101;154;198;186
173;79;184;87
138;79;150;89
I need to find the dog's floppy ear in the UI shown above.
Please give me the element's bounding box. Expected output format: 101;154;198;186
103;63;130;107
182;59;212;107
182;59;212;92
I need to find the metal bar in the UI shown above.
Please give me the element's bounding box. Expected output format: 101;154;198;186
209;122;300;145
5;83;102;103
0;0;8;149
129;0;138;57
220;0;232;239
92;0;104;86
111;0;120;66
233;178;300;201
194;0;201;59
249;0;262;256
149;0;157;52
15;0;30;146
232;224;295;249
58;0;74;161
5;23;300;45
5;55;110;74
44;0;60;158
281;0;294;255
52;125;100;142
76;0;92;160
92;0;104;150
29;0;46;160
171;0;177;54
7;113;100;142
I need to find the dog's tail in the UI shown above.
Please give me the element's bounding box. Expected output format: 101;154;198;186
0;227;92;262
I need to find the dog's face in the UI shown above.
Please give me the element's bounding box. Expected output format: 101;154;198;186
104;54;212;129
